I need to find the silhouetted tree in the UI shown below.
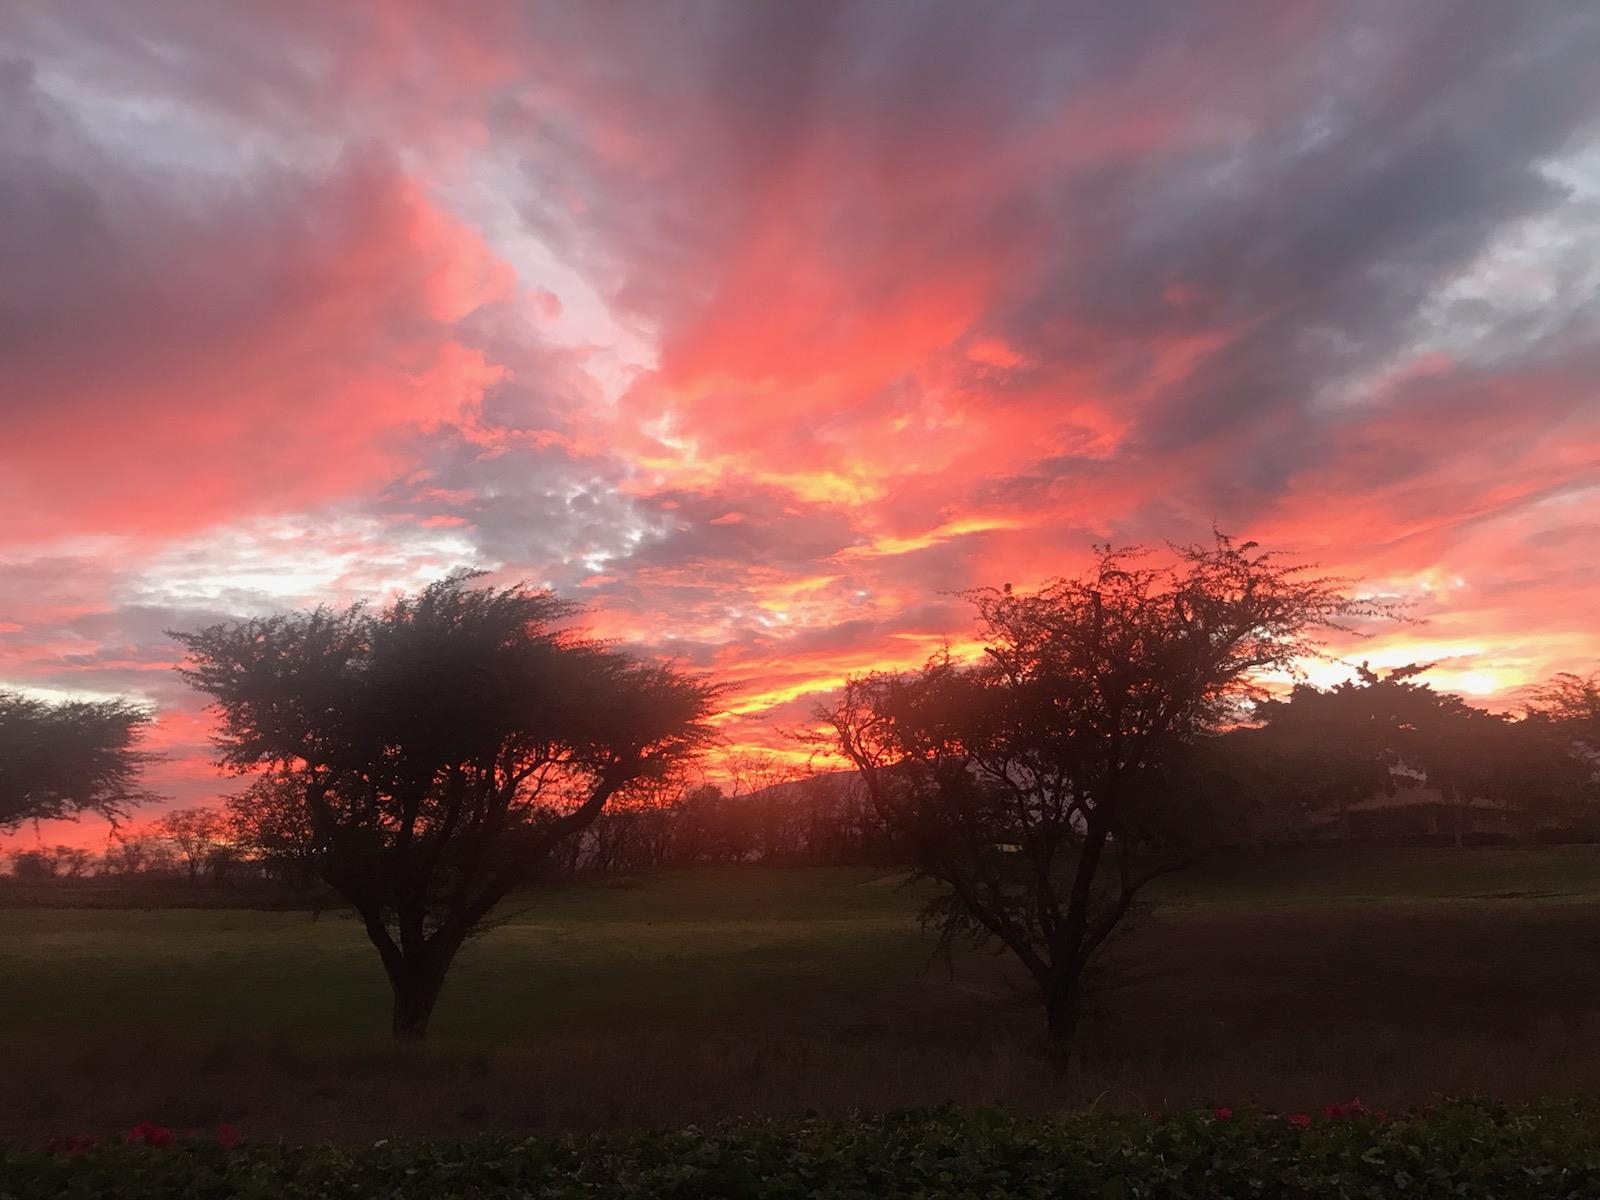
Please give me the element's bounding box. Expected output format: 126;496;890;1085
727;751;807;861
1398;692;1514;846
10;844;95;879
1241;664;1537;844
670;783;744;863
1525;667;1600;745
8;847;61;880
571;770;700;876
55;845;94;878
174;575;719;1038
156;806;231;883
556;764;893;873
1519;666;1600;835
0;690;158;832
787;771;888;863
1238;664;1436;841
818;536;1381;1048
225;773;323;883
100;833;178;877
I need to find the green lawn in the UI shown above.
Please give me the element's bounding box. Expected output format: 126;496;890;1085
3;850;1599;1140
1155;844;1600;906
0;867;944;1045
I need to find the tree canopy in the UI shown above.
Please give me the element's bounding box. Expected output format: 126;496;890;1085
1237;664;1513;841
1517;665;1600;834
173;574;721;1036
1525;667;1600;743
0;689;158;832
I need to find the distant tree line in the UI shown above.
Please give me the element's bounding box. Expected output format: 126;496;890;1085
5;758;896;886
16;669;1594;888
1223;662;1600;846
547;766;897;876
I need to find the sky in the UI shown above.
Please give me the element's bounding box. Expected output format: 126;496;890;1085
3;1;1599;847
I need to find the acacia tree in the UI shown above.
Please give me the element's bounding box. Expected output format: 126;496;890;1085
0;690;158;832
1519;666;1600;833
225;773;322;883
156;806;231;883
173;576;720;1037
817;536;1380;1046
8;848;62;879
1525;667;1600;744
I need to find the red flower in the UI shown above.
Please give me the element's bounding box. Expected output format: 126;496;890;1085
1213;1107;1234;1121
125;1120;174;1148
1285;1113;1313;1129
216;1123;241;1150
1322;1097;1368;1120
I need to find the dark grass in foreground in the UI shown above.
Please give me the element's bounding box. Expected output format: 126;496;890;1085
7;1102;1600;1199
2;850;1599;1141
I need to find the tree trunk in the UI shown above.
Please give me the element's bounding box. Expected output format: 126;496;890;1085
389;963;445;1039
1044;972;1080;1048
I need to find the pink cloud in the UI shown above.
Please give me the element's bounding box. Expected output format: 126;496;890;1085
2;130;513;545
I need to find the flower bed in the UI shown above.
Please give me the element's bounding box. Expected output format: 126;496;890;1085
3;1100;1597;1198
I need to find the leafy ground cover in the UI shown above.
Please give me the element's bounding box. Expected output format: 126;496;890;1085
4;1102;1599;1199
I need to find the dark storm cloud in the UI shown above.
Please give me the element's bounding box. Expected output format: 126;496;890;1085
500;1;1598;501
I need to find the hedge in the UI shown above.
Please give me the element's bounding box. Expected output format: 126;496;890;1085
4;1100;1599;1199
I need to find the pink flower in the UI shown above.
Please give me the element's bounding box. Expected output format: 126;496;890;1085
1213;1107;1233;1121
1285;1113;1312;1129
216;1123;241;1150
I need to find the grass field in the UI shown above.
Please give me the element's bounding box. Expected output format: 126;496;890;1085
3;847;1599;1141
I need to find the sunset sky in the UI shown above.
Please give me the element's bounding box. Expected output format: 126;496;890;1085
3;2;1599;844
